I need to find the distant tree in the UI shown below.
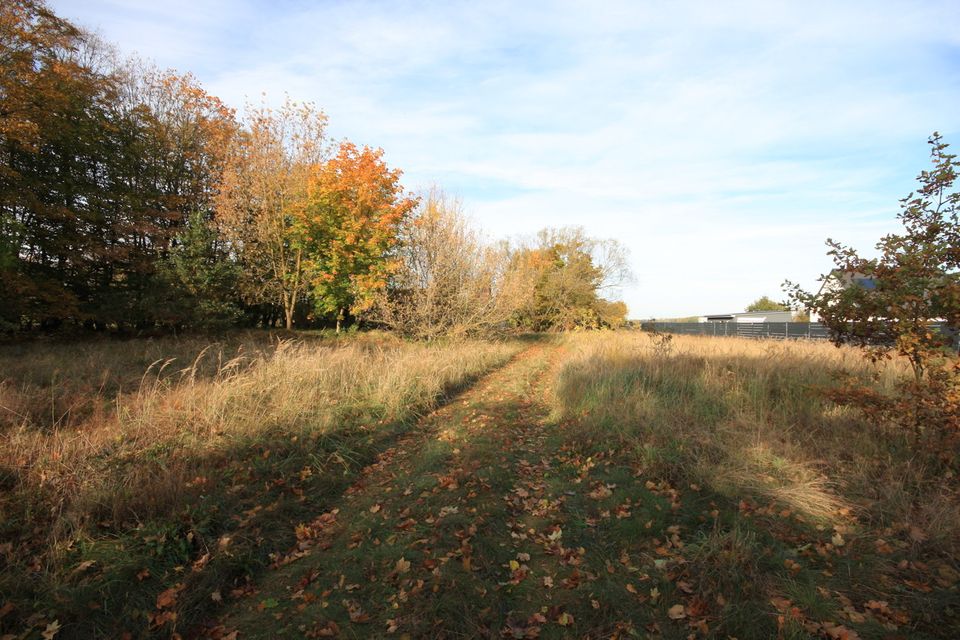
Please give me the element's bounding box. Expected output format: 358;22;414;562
215;99;327;330
511;227;631;331
787;133;960;459
299;142;416;332
594;299;628;328
745;296;788;312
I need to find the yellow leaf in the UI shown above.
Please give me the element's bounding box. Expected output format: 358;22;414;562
667;604;686;620
42;620;61;640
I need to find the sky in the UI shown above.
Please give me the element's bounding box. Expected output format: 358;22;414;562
52;0;960;318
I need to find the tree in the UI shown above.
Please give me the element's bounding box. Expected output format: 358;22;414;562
369;189;531;339
1;2;238;331
511;227;631;331
787;133;960;458
215;99;327;330
1;1;107;327
299;141;416;332
745;295;787;312
159;211;241;329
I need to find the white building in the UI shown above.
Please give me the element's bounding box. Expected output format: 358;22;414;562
699;310;796;323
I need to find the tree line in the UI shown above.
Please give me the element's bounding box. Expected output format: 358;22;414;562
1;1;629;336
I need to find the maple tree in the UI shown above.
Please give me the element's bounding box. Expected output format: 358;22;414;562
299;141;416;331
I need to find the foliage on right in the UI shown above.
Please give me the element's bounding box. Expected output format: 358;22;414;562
788;133;960;462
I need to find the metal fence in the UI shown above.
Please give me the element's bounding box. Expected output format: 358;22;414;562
639;321;959;348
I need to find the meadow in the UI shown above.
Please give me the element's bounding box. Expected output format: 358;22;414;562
1;331;957;638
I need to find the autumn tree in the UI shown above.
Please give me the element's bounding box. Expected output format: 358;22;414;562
512;227;631;331
369;189;531;339
1;2;238;331
216;99;327;330
787;133;960;458
299;142;416;332
96;65;237;327
1;1;106;327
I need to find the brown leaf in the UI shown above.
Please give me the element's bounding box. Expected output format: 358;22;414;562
156;583;184;609
667;604;686;620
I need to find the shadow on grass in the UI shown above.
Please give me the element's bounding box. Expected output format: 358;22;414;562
548;344;960;639
0;343;535;639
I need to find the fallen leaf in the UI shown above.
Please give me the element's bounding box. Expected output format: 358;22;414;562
41;621;61;640
667;604;686;620
156;584;184;610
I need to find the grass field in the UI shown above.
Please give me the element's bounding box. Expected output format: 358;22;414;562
1;331;958;638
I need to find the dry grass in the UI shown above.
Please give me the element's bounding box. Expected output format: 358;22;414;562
0;332;522;636
2;331;518;527
552;331;960;546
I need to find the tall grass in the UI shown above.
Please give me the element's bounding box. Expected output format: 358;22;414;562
0;332;521;636
552;331;959;546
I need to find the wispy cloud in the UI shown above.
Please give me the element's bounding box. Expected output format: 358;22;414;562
53;0;960;316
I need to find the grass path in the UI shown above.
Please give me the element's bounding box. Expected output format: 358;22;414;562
204;338;958;640
209;340;566;638
208;339;728;639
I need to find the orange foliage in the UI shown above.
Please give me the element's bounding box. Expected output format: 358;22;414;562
300;142;417;324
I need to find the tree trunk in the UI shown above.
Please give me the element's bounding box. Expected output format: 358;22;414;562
336;307;344;334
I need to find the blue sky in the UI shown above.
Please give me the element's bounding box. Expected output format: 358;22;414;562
53;0;960;317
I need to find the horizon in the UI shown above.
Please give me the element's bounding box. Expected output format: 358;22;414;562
52;0;960;318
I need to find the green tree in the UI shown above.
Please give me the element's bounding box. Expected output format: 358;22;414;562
159;211;241;329
745;295;787;312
